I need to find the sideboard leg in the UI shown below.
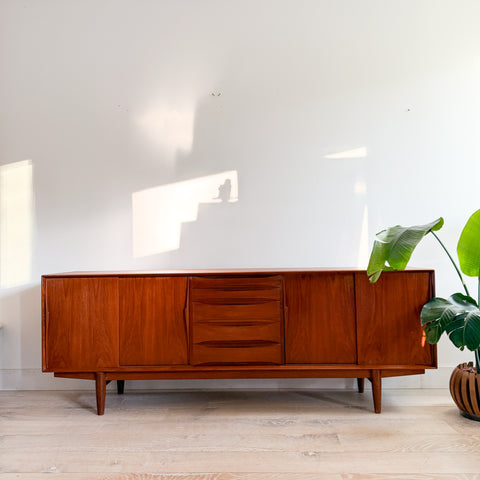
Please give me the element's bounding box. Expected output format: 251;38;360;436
357;378;365;393
117;380;125;395
95;372;106;416
371;370;382;413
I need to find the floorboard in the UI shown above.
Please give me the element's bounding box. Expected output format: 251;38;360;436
0;389;479;479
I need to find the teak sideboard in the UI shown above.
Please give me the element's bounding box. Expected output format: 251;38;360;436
41;268;436;415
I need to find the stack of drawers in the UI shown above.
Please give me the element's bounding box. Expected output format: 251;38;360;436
189;276;284;365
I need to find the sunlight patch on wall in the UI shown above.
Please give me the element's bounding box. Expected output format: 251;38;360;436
354;180;367;196
0;160;34;288
136;105;195;156
132;171;238;257
356;205;370;269
325;147;367;159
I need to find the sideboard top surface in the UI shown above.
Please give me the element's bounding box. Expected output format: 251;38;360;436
42;267;434;278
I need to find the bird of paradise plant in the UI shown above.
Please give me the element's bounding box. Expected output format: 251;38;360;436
367;210;480;374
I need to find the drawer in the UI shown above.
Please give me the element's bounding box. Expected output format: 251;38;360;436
192;321;282;344
190;288;281;304
190;276;282;303
191;342;283;366
191;302;281;323
189;275;285;366
190;275;283;291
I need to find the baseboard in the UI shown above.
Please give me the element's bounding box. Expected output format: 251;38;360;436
0;367;453;390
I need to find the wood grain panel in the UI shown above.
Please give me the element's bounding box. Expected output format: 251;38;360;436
191;343;282;365
284;273;357;364
355;271;435;366
192;321;282;344
44;277;119;371
119;277;188;366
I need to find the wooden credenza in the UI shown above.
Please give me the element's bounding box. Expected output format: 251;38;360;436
42;269;436;415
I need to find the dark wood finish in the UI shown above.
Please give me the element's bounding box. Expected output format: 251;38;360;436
357;378;364;393
370;370;382;414
284;273;357;364
117;380;125;394
355;272;435;366
119;277;188;366
95;372;106;416
44;277;119;371
41;268;436;415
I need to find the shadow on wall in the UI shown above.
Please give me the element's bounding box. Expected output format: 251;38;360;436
132;170;239;258
0;160;41;382
0;285;41;376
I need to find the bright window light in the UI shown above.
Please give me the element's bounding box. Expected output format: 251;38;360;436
325;147;367;159
0;160;34;287
136;106;195;156
356;205;369;269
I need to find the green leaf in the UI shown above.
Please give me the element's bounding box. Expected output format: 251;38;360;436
367;217;444;282
420;297;458;329
448;292;478;310
447;318;466;349
463;311;480;350
424;322;443;344
420;294;480;351
457;209;480;277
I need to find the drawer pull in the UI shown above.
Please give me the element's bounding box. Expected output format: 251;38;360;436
193;320;278;327
195;340;280;348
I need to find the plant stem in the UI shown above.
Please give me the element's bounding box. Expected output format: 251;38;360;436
478;275;480;374
478;273;480;306
430;231;470;297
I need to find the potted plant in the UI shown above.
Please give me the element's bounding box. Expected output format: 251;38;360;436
367;210;480;420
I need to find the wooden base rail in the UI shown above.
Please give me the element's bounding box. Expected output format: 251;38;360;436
43;269;437;415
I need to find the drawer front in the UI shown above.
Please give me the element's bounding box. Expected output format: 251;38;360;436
191;287;281;303
189;275;284;365
190;275;283;292
192;321;282;344
191;302;281;323
191;343;283;366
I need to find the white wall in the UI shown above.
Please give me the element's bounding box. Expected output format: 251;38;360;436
1;0;480;390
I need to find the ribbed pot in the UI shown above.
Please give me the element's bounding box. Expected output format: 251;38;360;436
449;362;480;421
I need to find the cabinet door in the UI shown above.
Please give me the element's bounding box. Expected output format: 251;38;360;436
119;277;188;366
355;271;435;366
44;277;119;371
284;273;357;364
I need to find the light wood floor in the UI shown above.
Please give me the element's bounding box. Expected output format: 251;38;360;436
1;387;479;479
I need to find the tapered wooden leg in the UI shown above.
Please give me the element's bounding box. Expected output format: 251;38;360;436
371;370;382;414
117;380;125;394
357;377;365;393
95;372;106;416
